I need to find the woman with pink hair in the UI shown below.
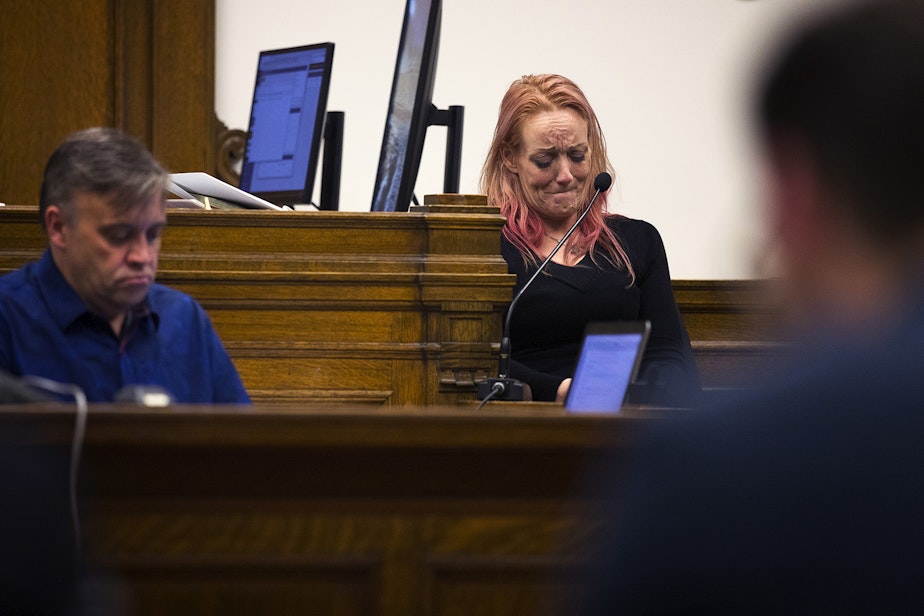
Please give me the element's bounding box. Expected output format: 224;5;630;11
481;74;698;405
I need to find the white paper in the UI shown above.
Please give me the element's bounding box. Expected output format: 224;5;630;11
169;172;283;210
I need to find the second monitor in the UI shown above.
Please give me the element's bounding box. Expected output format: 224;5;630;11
371;0;463;212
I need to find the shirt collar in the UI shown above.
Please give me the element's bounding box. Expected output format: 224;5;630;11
35;249;160;332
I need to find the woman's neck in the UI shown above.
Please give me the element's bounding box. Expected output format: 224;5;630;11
539;232;585;266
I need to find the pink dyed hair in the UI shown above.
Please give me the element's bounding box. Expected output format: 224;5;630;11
480;74;633;281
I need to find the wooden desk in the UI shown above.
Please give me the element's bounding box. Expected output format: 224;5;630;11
1;402;667;616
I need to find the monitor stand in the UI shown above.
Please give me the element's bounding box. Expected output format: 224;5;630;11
428;104;464;193
319;111;345;211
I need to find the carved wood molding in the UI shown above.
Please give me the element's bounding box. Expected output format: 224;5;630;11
215;116;246;185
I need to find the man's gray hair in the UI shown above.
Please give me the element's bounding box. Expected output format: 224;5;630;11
39;127;168;229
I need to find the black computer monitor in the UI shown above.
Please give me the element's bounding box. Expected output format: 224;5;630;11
239;42;334;207
371;0;462;212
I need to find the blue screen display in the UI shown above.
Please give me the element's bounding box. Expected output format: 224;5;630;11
240;44;332;203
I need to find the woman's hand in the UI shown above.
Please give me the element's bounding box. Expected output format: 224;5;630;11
555;378;572;404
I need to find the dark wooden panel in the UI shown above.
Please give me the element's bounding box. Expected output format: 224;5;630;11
673;279;781;341
673;279;786;390
150;0;216;174
0;0;216;204
124;558;378;616
113;0;153;140
427;557;577;616
0;1;113;204
0;403;654;616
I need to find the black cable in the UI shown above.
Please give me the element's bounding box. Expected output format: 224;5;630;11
21;376;87;552
474;381;505;411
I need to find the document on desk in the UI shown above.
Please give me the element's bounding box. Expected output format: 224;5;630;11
169;172;283;210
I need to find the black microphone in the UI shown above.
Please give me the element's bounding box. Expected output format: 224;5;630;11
477;171;613;402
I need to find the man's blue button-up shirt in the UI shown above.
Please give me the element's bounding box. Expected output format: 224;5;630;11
0;250;250;404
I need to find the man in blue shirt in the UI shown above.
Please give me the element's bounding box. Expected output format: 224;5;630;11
0;127;250;404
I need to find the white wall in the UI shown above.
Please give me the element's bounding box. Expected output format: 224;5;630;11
216;0;815;279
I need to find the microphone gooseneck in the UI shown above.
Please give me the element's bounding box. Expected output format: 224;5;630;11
497;171;612;379
477;172;612;404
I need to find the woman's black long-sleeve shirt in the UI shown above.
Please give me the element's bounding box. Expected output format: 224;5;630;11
501;215;700;404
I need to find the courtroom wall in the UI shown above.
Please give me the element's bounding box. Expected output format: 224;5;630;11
215;0;830;279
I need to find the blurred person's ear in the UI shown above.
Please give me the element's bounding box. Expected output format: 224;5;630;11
44;204;68;249
764;134;859;324
765;135;828;268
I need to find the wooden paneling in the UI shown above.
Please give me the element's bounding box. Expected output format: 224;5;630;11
0;205;783;400
673;279;780;341
0;0;215;205
0;2;112;204
149;0;216;174
0;403;656;616
673;279;786;389
0;206;514;406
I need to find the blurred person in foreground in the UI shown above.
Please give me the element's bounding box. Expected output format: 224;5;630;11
0;443;82;614
481;74;700;406
0;127;249;404
580;0;924;612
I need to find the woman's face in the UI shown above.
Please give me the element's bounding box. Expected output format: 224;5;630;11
506;108;591;223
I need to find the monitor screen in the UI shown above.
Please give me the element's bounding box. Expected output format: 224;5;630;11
565;321;651;413
239;42;334;206
371;0;442;212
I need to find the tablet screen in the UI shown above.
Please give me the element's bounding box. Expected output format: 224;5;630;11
565;321;650;413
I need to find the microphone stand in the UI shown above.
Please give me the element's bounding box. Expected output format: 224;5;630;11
477;172;612;403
